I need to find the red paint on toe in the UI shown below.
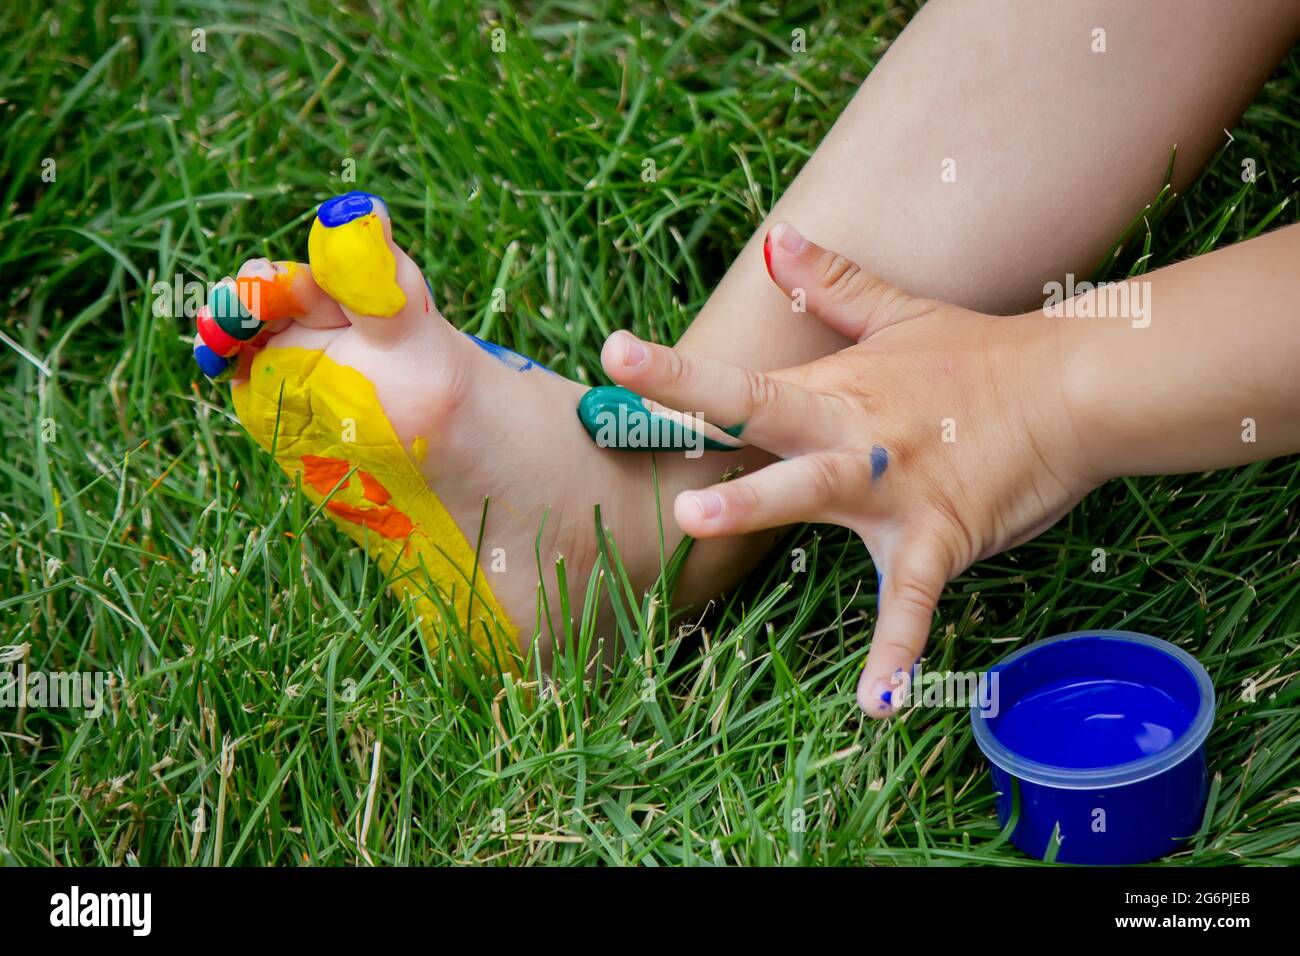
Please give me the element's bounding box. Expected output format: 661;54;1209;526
197;306;242;357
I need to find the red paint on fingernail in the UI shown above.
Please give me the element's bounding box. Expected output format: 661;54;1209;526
762;231;774;281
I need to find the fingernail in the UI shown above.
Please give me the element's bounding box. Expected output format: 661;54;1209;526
869;679;899;713
762;232;774;280
772;221;807;254
238;258;274;279
621;334;648;368
690;491;723;520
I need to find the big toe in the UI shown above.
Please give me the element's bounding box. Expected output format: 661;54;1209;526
307;190;442;348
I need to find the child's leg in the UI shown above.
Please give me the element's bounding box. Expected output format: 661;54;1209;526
679;0;1300;373
673;0;1300;611
213;2;1300;663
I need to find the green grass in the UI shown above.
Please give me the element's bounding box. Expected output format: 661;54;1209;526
2;0;1298;866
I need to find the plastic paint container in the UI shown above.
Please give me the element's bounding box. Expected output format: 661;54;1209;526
970;630;1215;865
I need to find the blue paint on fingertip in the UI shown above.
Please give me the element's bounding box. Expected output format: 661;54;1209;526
880;689;893;706
317;190;384;227
870;444;889;481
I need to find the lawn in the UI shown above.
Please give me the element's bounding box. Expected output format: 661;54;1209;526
1;0;1297;866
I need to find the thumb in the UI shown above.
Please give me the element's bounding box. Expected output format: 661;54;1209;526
856;548;947;718
763;221;934;341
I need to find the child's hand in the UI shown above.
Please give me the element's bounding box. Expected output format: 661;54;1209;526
601;223;1098;716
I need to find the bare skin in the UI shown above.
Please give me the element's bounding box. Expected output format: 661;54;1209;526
604;222;1300;714
215;1;1299;685
677;0;1300;595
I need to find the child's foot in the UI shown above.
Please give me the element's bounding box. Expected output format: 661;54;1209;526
204;192;758;669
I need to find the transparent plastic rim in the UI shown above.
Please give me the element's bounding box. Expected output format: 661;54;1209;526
969;629;1215;791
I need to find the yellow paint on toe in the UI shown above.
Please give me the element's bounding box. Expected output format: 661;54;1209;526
232;347;518;671
410;436;428;464
307;213;407;317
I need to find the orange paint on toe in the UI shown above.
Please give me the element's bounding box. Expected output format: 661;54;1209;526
236;265;303;324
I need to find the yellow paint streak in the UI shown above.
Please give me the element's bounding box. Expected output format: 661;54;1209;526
307;213;406;317
410;436;428;464
231;347;518;671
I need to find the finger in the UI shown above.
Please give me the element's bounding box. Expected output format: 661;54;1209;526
600;330;837;456
856;547;947;718
763;221;935;342
674;452;865;538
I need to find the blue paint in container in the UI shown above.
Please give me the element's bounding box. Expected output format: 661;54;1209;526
970;630;1214;865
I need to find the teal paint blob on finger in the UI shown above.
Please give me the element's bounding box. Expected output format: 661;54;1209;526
577;385;742;452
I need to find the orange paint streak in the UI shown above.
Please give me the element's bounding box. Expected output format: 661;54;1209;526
325;500;414;539
358;470;392;504
237;272;303;324
301;454;351;495
301;455;409;539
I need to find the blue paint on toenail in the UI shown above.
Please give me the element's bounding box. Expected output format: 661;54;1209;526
317;191;384;228
194;341;229;378
870;444;889;481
